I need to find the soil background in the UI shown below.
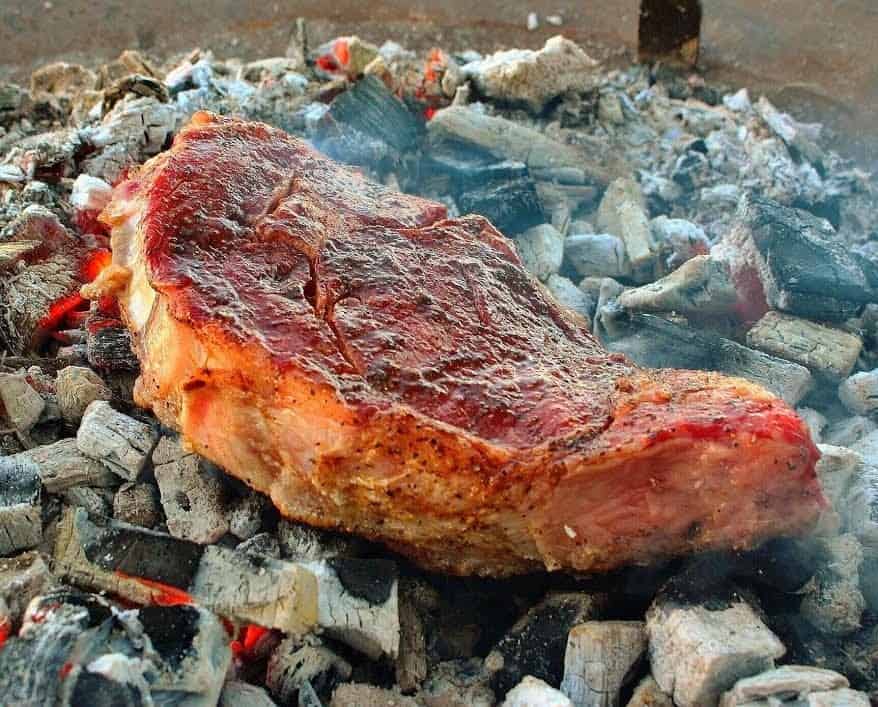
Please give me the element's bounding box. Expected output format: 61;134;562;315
0;0;875;170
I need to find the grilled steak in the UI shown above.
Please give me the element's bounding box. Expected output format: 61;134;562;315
95;112;823;576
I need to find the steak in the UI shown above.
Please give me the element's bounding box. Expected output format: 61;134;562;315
94;112;824;576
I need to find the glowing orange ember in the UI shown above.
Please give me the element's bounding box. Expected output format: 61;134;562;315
38;293;86;332
334;38;350;68
80;248;112;282
115;571;194;607
0;617;10;650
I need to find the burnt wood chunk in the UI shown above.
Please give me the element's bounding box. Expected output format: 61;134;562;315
87;323;140;372
486;592;607;698
638;0;702;67
600;309;813;405
22;438;120;492
76;401;158;480
0;455;42;555
726;194;873;321
746;312;862;383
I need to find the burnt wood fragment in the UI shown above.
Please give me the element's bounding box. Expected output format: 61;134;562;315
599;309;813;405
0;455;42;555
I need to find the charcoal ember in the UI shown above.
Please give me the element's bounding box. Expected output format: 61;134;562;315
316;75;420;171
54;508;205;606
0;550;52;631
0;588;125;707
646;589;785;707
0;455;42;555
800;535;866;637
427;106;608;188
64;486;112;518
650;217;710;275
700;184;741;210
56;365;112;424
746;312;862;383
516;223;564;281
719;665;849;707
418;658;495;707
305;557;400;659
560;621;647;707
565;233;632;280
0;82;28;123
599;310;813;405
617;255;737;316
153;435;230;544
838;370;878;416
797;407;827;444
817;444;863;514
30;61;97;98
97;50;158;88
396;578;429;692
104;74;170;111
825;417;876;448
638;0;701;66
486;592;606;698
626;675;673;707
451;161;544;236
267;635;352;704
0;371;45;433
6;128;83;180
277;518;367;561
21;180;56;206
228;491;267;540
237;532;281;559
21;438;119;492
0;206;88;355
504;676;573;706
309;36;380;78
755;97;824;168
112;482;162;528
723;195;873;321
192;545;318;634
461;35;598;113
671;150;711;191
81;96;176;183
546;274;593;325
738;537;822;594
86;319;140;372
77;401;157;481
140;604;232;704
596;178;656;279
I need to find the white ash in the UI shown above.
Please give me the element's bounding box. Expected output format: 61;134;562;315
77;400;158;480
266;635;351;705
720;666;849;707
0;372;45;433
112;481;162;528
21;438;119;492
153;440;229;544
515;223;564;281
505;675;573;707
646;592;785;707
561;621;646;707
55;365;112;424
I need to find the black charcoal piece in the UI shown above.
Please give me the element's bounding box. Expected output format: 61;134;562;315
328;557;397;604
733;194;874;321
87;324;140;372
84;521;204;590
487;592;605;698
0;455;42;555
599;309;813;406
316;75;421;168
454;161;544;235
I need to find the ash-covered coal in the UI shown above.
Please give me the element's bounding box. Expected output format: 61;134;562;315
0;22;875;706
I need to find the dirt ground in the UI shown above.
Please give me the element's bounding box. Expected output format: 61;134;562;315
0;0;875;169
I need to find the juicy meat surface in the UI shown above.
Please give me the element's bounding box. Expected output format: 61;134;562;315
99;112;824;576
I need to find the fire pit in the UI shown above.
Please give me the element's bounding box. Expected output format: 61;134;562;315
0;7;876;707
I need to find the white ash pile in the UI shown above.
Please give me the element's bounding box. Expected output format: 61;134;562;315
0;23;876;706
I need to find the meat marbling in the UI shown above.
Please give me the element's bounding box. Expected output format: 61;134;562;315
94;112;823;576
